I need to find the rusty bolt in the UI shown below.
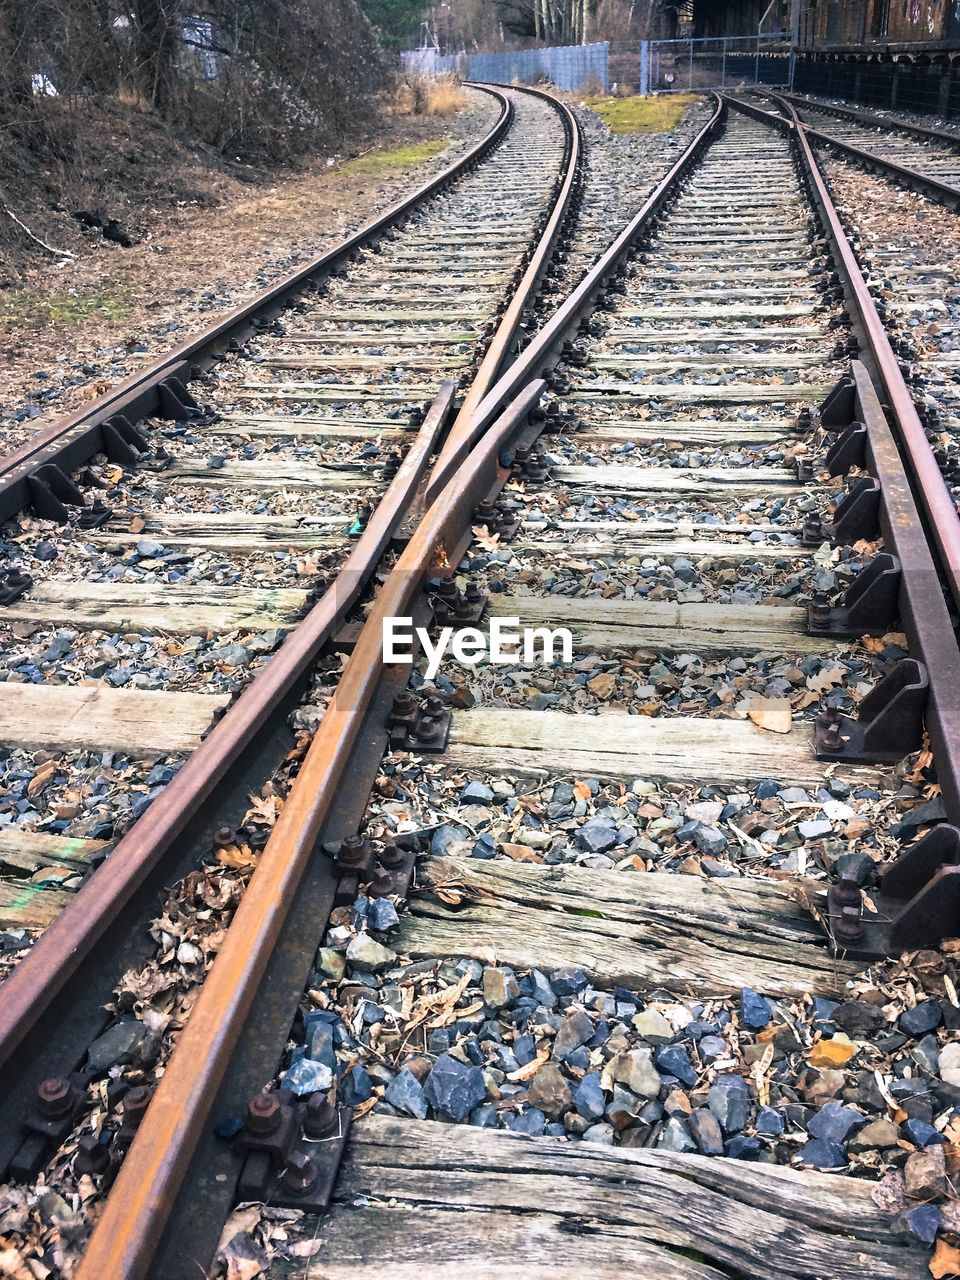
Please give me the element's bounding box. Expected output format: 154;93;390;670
379;841;405;869
337;829;368;860
213;825;235;847
834;873;862;909
246;1092;282;1138
367;865;394;899
303;1094;338;1140
802;515;824;546
75;1133;111;1176
834;903;865;946
78;499;111;530
822;721;844;753
336;834;369;871
414;716;442;747
811;591;832;627
123;1085;152;1121
423;695;444;719
282;1151;320;1194
415;714;443;743
391;691;417;719
37;1078;73;1121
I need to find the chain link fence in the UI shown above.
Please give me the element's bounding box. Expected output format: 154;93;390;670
404;34;792;98
401;42;609;94
638;36;794;94
792;56;960;119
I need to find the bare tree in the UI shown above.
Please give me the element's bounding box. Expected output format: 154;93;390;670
0;0;37;108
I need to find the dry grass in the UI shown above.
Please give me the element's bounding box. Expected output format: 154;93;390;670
585;93;698;134
424;75;468;117
392;73;467;119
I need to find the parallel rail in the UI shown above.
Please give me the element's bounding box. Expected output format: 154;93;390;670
778;90;960;150
0;86;516;522
0;82;583;1197
4;86;960;1280
769;89;960;210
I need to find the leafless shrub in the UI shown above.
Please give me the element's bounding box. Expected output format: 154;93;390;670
0;0;390;166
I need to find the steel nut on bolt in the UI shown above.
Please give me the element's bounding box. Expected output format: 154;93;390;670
283;1151;320;1194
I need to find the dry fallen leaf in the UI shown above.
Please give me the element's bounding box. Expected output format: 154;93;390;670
243;793;279;827
217;844;258;871
0;1246;34;1280
929;1238;960;1279
751;1041;775;1106
806;666;844;693
471;523;501;551
351;1095;379;1120
747;697;792;734
286;1238;324;1259
499;842;539;862
507;1048;550;1082
215;1208;263;1263
433;887;463;905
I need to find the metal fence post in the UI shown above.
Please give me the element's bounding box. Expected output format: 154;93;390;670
722;37;727;88
688;38;694;90
640;40;649;96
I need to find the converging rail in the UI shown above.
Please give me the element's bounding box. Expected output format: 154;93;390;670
770;89;960;209
0;78;581;1169
2;87;960;1280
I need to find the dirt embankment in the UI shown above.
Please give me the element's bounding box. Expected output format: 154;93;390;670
0;81;493;449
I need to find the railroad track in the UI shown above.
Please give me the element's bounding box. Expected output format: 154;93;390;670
770;89;960;207
0;83;576;945
741;91;960;522
801;119;960;528
2;91;960;1280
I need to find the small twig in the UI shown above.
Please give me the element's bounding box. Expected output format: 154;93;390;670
1;201;75;258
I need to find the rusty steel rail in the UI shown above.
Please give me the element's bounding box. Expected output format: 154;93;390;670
724;93;960;950
65;100;732;1279
0;85;513;524
762;91;960;210
0;82;586;1163
73;378;547;1280
0;382;454;1147
778;90;960;151
759;92;960;617
816;364;960;955
427;93;726;501
433;85;582;472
